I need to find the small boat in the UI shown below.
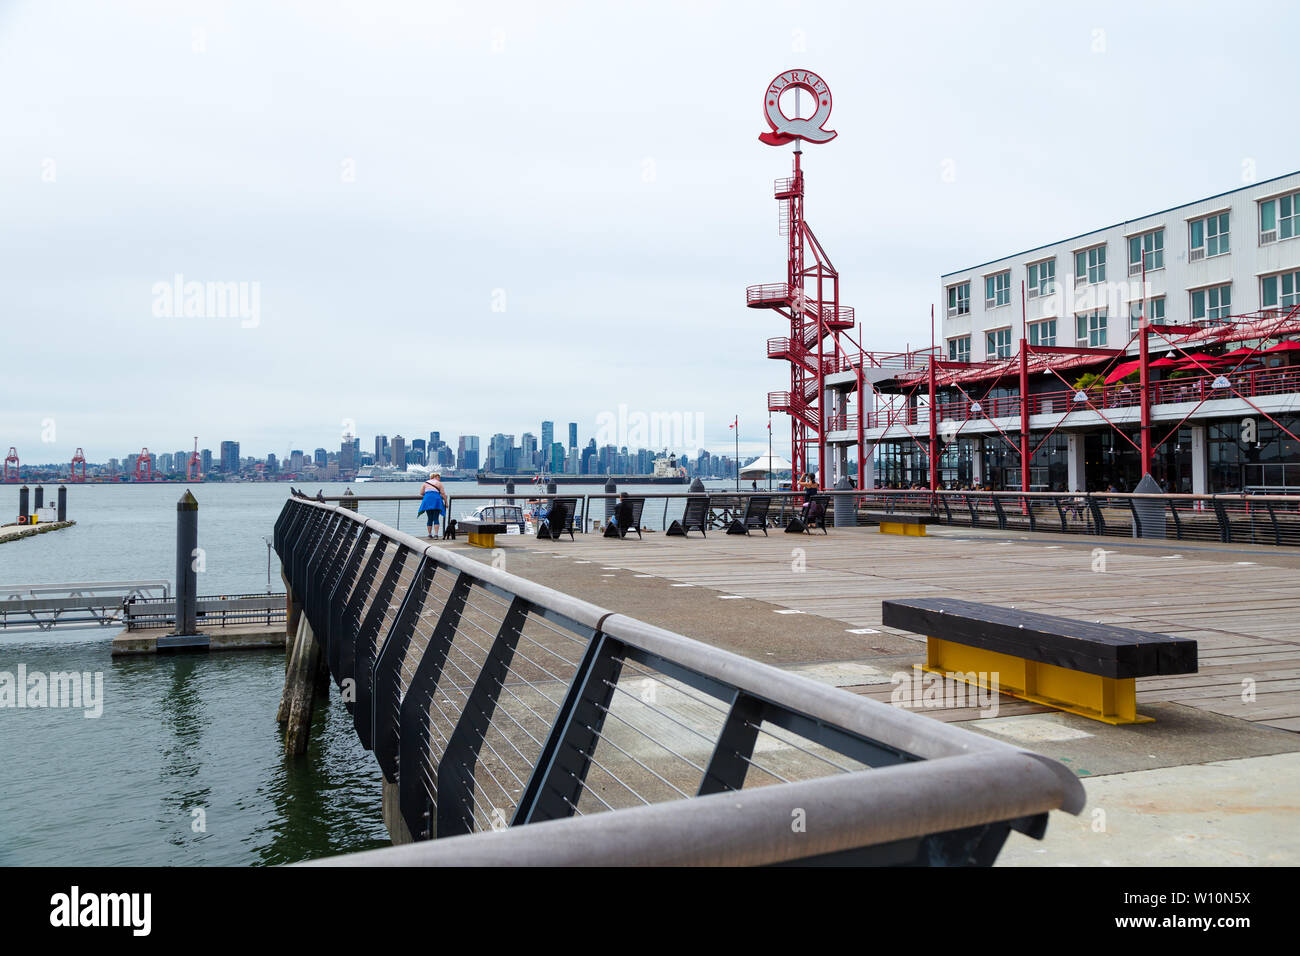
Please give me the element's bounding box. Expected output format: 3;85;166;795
462;503;526;534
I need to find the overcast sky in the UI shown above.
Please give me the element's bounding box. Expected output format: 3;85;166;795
3;0;1298;464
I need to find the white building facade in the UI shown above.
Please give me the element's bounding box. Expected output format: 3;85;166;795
940;171;1300;363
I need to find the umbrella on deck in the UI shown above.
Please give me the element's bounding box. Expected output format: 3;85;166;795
1103;359;1142;385
1264;340;1300;353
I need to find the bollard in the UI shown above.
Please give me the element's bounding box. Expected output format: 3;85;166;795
546;481;557;495
1131;474;1167;539
174;490;199;635
57;485;67;522
689;477;705;493
341;487;358;512
604;478;616;525
833;476;854;528
505;480;515;505
18;485;29;523
34;486;44;511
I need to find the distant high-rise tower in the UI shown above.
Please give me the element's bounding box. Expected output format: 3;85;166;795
457;435;480;471
541;421;554;456
568;422;578;450
375;435;388;466
220;441;240;474
391;435;407;472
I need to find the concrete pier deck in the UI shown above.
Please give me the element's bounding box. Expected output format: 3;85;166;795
111;622;286;655
422;522;1300;865
0;520;75;543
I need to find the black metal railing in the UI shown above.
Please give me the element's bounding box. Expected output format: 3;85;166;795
274;497;1083;866
123;592;286;631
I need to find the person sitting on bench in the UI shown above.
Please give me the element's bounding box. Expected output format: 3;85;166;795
798;473;819;522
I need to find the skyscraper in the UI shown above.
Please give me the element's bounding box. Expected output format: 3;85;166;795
457;435;480;471
375;435;388;466
340;435;358;475
541;421;553;455
314;448;327;468
391;435;407;471
412;438;426;465
568;422;578;450
220;441;240;474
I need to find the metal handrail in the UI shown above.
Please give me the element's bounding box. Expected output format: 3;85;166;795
277;497;1083;866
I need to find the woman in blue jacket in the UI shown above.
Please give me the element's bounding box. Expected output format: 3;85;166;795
418;472;447;539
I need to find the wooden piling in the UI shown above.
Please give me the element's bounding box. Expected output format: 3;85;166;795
283;613;322;756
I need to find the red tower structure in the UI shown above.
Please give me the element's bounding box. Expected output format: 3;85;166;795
70;447;87;482
747;69;850;489
3;447;18;482
187;437;202;482
134;447;153;482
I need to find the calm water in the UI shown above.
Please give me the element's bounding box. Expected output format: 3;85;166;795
0;478;745;865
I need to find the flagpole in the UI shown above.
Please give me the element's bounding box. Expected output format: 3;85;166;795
734;414;739;491
768;413;773;491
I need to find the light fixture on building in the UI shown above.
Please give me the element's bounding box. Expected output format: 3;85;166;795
1073;390;1089;403
1211;375;1231;389
970;401;982;414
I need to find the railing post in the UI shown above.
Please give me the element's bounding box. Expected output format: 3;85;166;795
698;692;765;795
371;555;435;773
352;546;413;745
436;595;532;838
515;631;624;825
399;571;472;839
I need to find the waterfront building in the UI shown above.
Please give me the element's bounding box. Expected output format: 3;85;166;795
823;171;1300;494
200;449;212;475
374;435;388;466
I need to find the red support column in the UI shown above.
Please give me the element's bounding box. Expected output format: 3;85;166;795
928;355;938;492
1139;260;1152;477
1019;338;1030;494
856;363;865;491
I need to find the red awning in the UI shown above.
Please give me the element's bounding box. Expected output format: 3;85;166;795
1265;340;1300;352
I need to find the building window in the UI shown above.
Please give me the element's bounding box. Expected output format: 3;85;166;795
1127;229;1164;275
1075;245;1106;285
1027;259;1056;298
1259;191;1299;244
1028;319;1056;346
1191;284;1232;322
984;272;1010;308
986;327;1012;359
1075;310;1108;347
948;335;971;363
1189;212;1229;261
946;282;970;317
1129;296;1166;332
1262;271;1300;310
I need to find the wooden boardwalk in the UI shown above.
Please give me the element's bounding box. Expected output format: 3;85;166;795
514;524;1300;734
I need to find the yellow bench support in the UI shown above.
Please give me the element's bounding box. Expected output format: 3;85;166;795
878;521;926;536
919;636;1152;725
466;531;497;549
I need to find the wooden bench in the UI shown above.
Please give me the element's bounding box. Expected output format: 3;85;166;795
881;597;1198;725
863;511;937;536
458;520;507;549
667;496;710;537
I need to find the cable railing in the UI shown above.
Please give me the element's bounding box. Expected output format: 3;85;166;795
274;497;1084;865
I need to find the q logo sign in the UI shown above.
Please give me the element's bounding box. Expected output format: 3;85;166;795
760;69;837;146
